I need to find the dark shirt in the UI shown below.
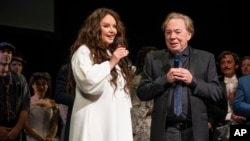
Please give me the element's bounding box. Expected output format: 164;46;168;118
0;72;30;126
0;72;30;141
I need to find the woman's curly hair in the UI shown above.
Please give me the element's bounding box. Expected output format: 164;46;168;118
67;8;134;97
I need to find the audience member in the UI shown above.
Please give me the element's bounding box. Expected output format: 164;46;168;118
207;51;246;141
10;52;27;75
68;8;134;141
233;75;250;125
24;72;59;141
136;12;223;141
240;56;250;76
54;64;74;141
131;46;158;141
0;42;30;141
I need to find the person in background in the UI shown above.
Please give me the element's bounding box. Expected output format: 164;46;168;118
68;8;134;141
131;46;158;141
136;12;222;141
54;63;74;141
58;104;68;141
24;72;59;141
207;51;246;141
10;52;27;75
240;56;250;76
233;74;250;125
0;42;30;141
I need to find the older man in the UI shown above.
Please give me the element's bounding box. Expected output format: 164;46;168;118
137;12;222;141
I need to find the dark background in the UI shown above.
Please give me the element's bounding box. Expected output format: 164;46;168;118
0;1;239;91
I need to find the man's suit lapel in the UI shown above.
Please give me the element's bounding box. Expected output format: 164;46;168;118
161;50;170;73
189;48;197;76
160;50;173;113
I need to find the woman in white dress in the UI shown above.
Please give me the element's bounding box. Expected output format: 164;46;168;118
24;72;59;141
68;8;134;141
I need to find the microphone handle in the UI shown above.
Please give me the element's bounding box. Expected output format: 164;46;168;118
124;57;132;68
174;59;180;68
113;38;132;68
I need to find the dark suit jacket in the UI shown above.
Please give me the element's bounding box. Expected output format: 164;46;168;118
137;46;222;141
233;75;250;121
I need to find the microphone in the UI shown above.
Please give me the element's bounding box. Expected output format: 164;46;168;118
113;38;120;49
174;52;181;68
113;38;132;68
173;52;182;84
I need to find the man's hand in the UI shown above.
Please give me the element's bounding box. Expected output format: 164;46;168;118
231;113;246;122
0;126;12;140
166;68;193;84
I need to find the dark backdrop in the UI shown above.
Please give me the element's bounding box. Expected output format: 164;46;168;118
0;1;238;92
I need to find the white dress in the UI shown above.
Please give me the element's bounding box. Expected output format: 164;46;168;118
26;106;56;141
69;45;133;141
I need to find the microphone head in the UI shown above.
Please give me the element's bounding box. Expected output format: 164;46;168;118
174;51;181;68
113;38;120;48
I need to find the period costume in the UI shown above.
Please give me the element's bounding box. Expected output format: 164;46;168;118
0;72;30;141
